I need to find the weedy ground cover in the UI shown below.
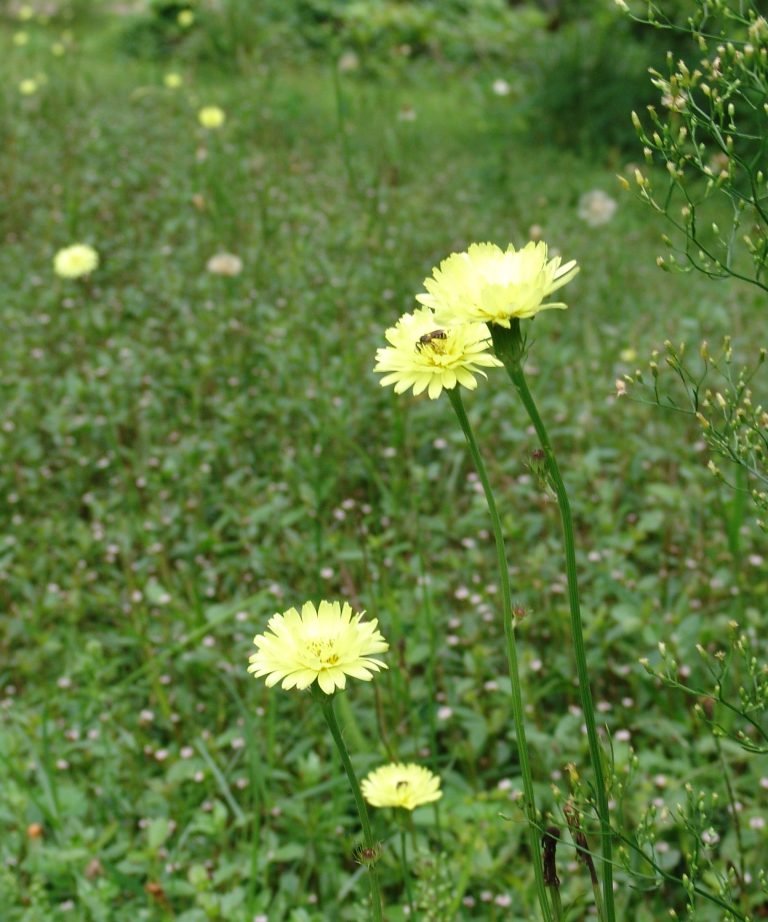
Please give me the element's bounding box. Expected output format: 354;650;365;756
0;3;766;920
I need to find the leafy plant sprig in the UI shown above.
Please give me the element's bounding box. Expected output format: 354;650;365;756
640;622;768;755
617;0;768;291
621;337;768;529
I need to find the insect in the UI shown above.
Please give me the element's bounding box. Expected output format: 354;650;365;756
415;329;447;351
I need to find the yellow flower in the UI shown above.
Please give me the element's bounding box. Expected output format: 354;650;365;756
53;244;99;279
361;763;443;810
374;307;501;400
198;106;225;129
416;241;579;329
19;79;38;95
178;10;195;28
164;72;183;89
248;600;388;695
13;31;29;46
18;6;34;21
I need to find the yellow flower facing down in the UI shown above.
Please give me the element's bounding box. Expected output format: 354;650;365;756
248;600;388;695
362;763;443;811
178;9;195;28
19;79;38;95
164;72;183;89
374;307;501;400
198;106;225;129
416;241;579;329
53;244;99;279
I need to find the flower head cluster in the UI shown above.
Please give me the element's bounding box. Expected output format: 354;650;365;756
248;600;388;695
53;244;99;279
416;241;579;328
198;106;225;129
362;763;443;810
374;306;500;400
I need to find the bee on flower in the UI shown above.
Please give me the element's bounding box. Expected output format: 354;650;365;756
374;306;501;400
361;763;443;810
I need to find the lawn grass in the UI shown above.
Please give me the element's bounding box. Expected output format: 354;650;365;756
1;7;767;921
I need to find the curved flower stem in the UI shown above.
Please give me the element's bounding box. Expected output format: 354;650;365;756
447;388;553;922
490;320;615;922
316;690;383;922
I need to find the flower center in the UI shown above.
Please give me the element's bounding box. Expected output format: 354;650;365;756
396;780;409;790
306;639;341;666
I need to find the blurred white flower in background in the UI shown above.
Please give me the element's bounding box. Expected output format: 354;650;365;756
337;51;359;73
492;79;511;96
206;252;243;277
577;189;618;227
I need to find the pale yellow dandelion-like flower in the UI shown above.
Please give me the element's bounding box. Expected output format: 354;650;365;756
362;763;443;810
164;72;183;89
13;31;29;46
198;106;225;129
53;244;99;279
577;189;618;227
206;252;243;276
19;79;38;95
18;6;34;21
248;600;388;695
416;241;579;329
178;10;195;28
374;307;501;400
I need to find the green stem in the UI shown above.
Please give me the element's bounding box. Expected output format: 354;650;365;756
490;320;615;922
447;388;553;922
550;887;564;922
316;690;383;922
400;824;415;914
